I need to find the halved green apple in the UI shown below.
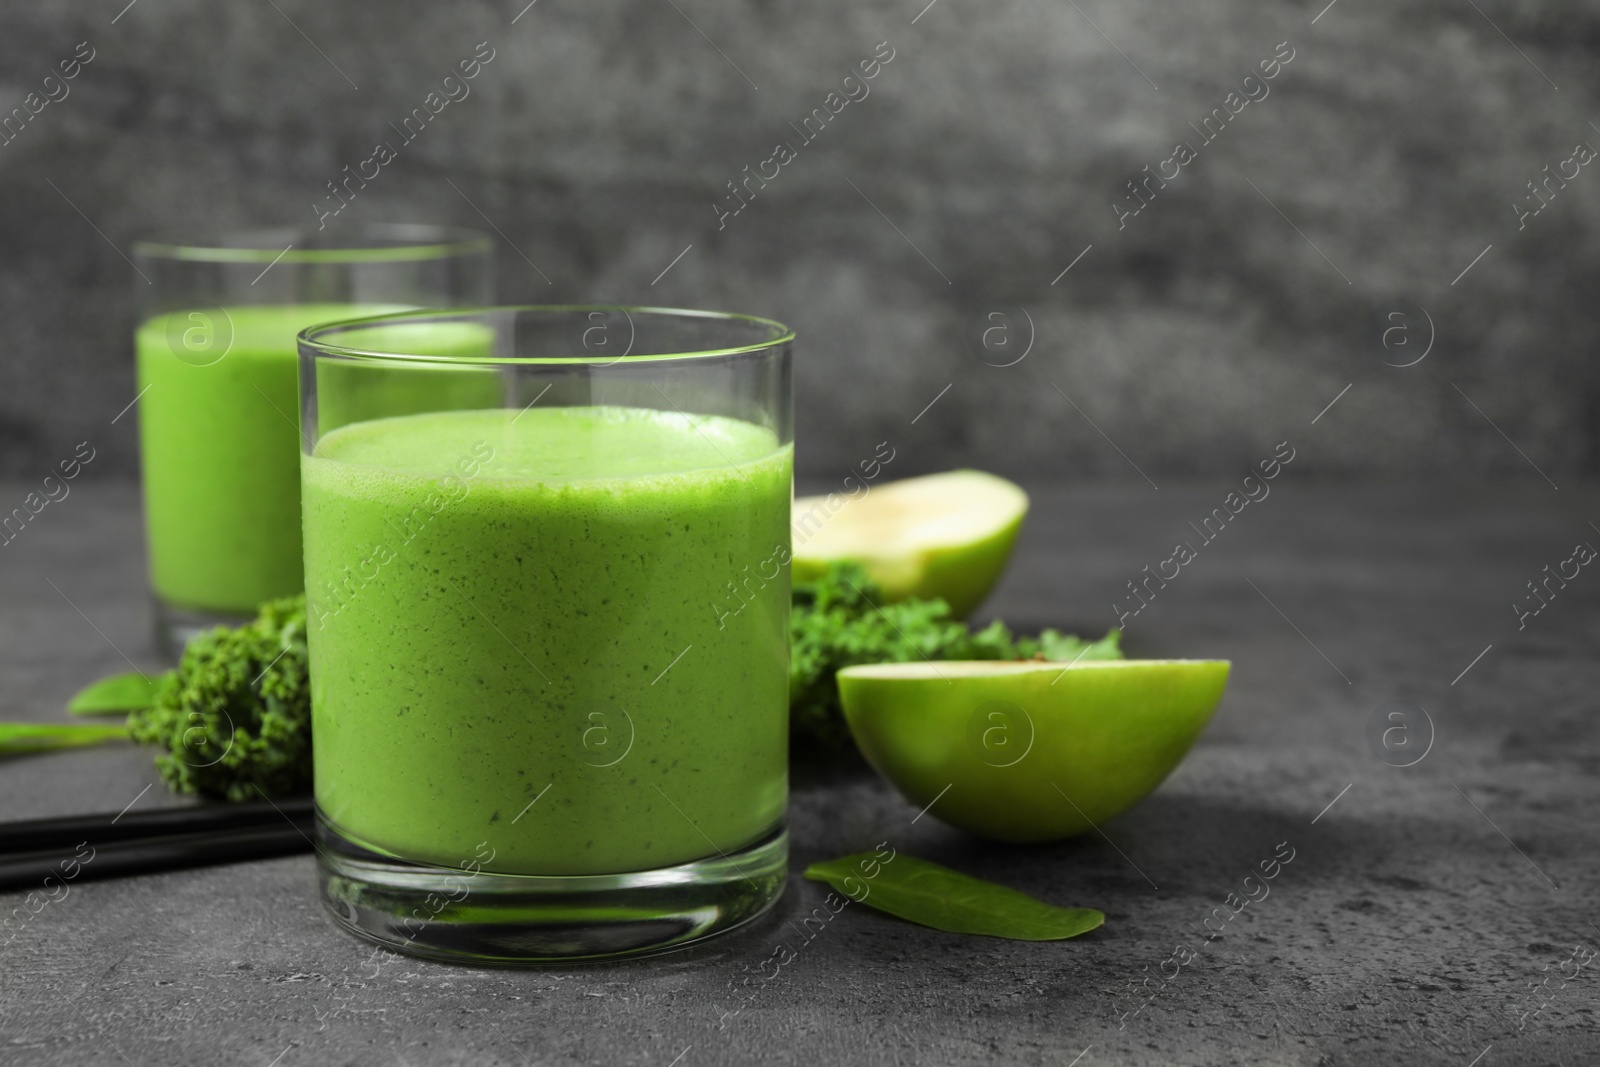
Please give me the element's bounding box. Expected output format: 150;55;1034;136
838;659;1229;843
792;470;1028;617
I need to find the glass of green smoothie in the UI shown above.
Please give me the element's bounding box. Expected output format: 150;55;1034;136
132;225;493;656
298;307;794;963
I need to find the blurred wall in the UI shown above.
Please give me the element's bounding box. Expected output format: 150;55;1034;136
1;0;1597;483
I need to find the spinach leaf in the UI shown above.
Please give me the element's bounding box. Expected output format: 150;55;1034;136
68;671;159;715
804;851;1104;941
0;722;129;755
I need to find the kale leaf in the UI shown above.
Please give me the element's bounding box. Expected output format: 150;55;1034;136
789;562;1122;749
126;596;311;801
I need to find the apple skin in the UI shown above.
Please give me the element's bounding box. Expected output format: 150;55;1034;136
791;491;1026;618
838;661;1230;843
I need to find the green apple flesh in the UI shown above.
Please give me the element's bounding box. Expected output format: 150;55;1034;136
838;659;1230;843
792;470;1028;617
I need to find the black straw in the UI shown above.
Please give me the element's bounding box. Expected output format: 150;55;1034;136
0;824;315;892
0;796;314;854
0;797;317;892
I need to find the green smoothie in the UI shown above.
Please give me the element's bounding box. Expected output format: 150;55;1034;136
137;306;497;613
302;406;792;876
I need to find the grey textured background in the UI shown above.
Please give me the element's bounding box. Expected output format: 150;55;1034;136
2;0;1597;483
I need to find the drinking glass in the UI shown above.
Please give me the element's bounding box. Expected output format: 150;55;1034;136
298;307;794;963
132;224;492;655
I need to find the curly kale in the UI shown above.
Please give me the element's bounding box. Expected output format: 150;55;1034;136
127;596;311;801
789;563;1123;750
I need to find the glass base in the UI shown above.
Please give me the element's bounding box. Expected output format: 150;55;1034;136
315;814;788;965
152;598;252;661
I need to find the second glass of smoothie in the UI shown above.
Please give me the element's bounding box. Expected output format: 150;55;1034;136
298;307;794;963
132;225;492;655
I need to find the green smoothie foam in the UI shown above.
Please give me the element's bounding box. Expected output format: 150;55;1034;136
302;406;792;876
137;306;496;614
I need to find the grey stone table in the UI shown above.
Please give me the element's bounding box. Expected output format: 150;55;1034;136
2;480;1597;1066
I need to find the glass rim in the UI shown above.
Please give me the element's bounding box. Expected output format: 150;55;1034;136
132;222;492;264
298;305;797;366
